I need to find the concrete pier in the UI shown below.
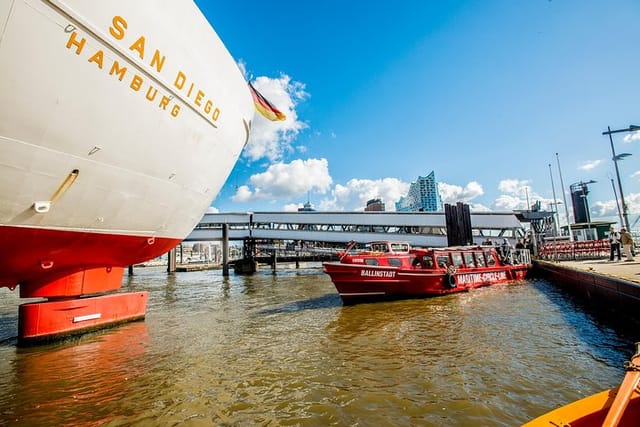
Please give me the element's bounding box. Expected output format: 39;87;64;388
534;258;640;317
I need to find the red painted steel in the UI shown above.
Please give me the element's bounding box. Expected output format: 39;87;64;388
0;225;180;291
18;291;148;344
323;242;531;304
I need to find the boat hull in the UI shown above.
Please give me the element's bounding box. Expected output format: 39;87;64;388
0;0;253;290
524;388;640;427
19;290;148;345
323;262;529;304
1;0;253;342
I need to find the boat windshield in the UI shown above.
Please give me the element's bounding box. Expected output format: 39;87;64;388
368;242;410;253
389;243;410;253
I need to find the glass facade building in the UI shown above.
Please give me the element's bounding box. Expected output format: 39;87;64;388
395;171;441;212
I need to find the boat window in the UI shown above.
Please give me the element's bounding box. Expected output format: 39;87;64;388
451;253;464;268
437;255;450;267
390;243;409;253
370;243;387;252
422;255;434;268
365;259;379;266
388;258;402;267
463;253;475;268
474;252;486;267
485;251;496;266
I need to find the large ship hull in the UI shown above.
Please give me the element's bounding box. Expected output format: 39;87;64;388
0;0;254;341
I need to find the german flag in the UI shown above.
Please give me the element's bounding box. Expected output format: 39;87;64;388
248;81;286;121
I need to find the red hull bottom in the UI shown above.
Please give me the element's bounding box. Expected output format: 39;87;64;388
18;291;148;344
15;267;148;344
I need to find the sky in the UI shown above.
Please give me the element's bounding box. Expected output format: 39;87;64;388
195;0;640;230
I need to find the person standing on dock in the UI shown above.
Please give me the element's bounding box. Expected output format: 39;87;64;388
608;226;621;262
620;228;635;262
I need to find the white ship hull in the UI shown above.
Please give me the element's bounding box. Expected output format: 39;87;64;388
0;0;253;288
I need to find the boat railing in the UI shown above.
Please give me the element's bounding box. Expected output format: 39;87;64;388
505;249;531;265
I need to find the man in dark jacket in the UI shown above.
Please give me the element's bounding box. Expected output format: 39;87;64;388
608;226;621;261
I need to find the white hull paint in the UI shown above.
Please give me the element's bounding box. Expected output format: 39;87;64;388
0;0;253;286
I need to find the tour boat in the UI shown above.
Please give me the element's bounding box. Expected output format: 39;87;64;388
322;241;531;304
0;0;258;342
524;342;640;427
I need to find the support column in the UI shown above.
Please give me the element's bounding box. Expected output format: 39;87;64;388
167;247;176;273
222;223;229;277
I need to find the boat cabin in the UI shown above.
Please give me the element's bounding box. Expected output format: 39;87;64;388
365;241;410;254
412;248;500;270
340;241;530;269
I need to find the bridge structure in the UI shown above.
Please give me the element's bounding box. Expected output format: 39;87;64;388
180;210;529;274
186;210;527;246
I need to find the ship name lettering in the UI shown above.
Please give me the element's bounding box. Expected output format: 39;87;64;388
456;271;507;285
361;270;395;278
63;15;223;124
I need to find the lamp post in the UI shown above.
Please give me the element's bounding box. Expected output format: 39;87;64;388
610;178;624;227
548;163;562;262
556;153;573;241
602;125;639;231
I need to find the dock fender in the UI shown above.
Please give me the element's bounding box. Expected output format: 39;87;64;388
445;267;457;288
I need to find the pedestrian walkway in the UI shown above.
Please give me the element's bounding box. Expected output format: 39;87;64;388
544;258;640;285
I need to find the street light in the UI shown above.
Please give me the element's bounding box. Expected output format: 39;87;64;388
610;178;623;227
556;153;573;241
548;200;563;262
602;125;639;231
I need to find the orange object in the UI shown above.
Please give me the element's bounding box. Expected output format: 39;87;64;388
525;343;640;427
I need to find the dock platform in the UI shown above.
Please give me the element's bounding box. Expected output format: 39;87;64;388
541;258;640;284
534;257;640;316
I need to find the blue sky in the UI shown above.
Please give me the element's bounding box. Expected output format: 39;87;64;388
196;0;640;229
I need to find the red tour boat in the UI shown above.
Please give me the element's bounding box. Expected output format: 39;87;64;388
322;241;531;304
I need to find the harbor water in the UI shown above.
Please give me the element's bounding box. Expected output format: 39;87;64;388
0;265;638;426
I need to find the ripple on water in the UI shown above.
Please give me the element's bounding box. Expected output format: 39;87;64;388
1;270;639;426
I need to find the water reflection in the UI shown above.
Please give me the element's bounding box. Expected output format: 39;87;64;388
2;322;150;426
0;268;639;426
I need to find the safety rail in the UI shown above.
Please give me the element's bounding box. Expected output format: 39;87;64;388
538;239;610;261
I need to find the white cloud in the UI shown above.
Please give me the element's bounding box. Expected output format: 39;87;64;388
592;199;620;217
231;185;254;202
205;206;219;213
622;131;640;143
244;75;308;162
232;158;332;202
627;192;640;215
468;203;491;212
438;181;484;204
493;194;527;211
579;160;603;171
497;179;530;195
318;178;409;211
282;203;302;212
